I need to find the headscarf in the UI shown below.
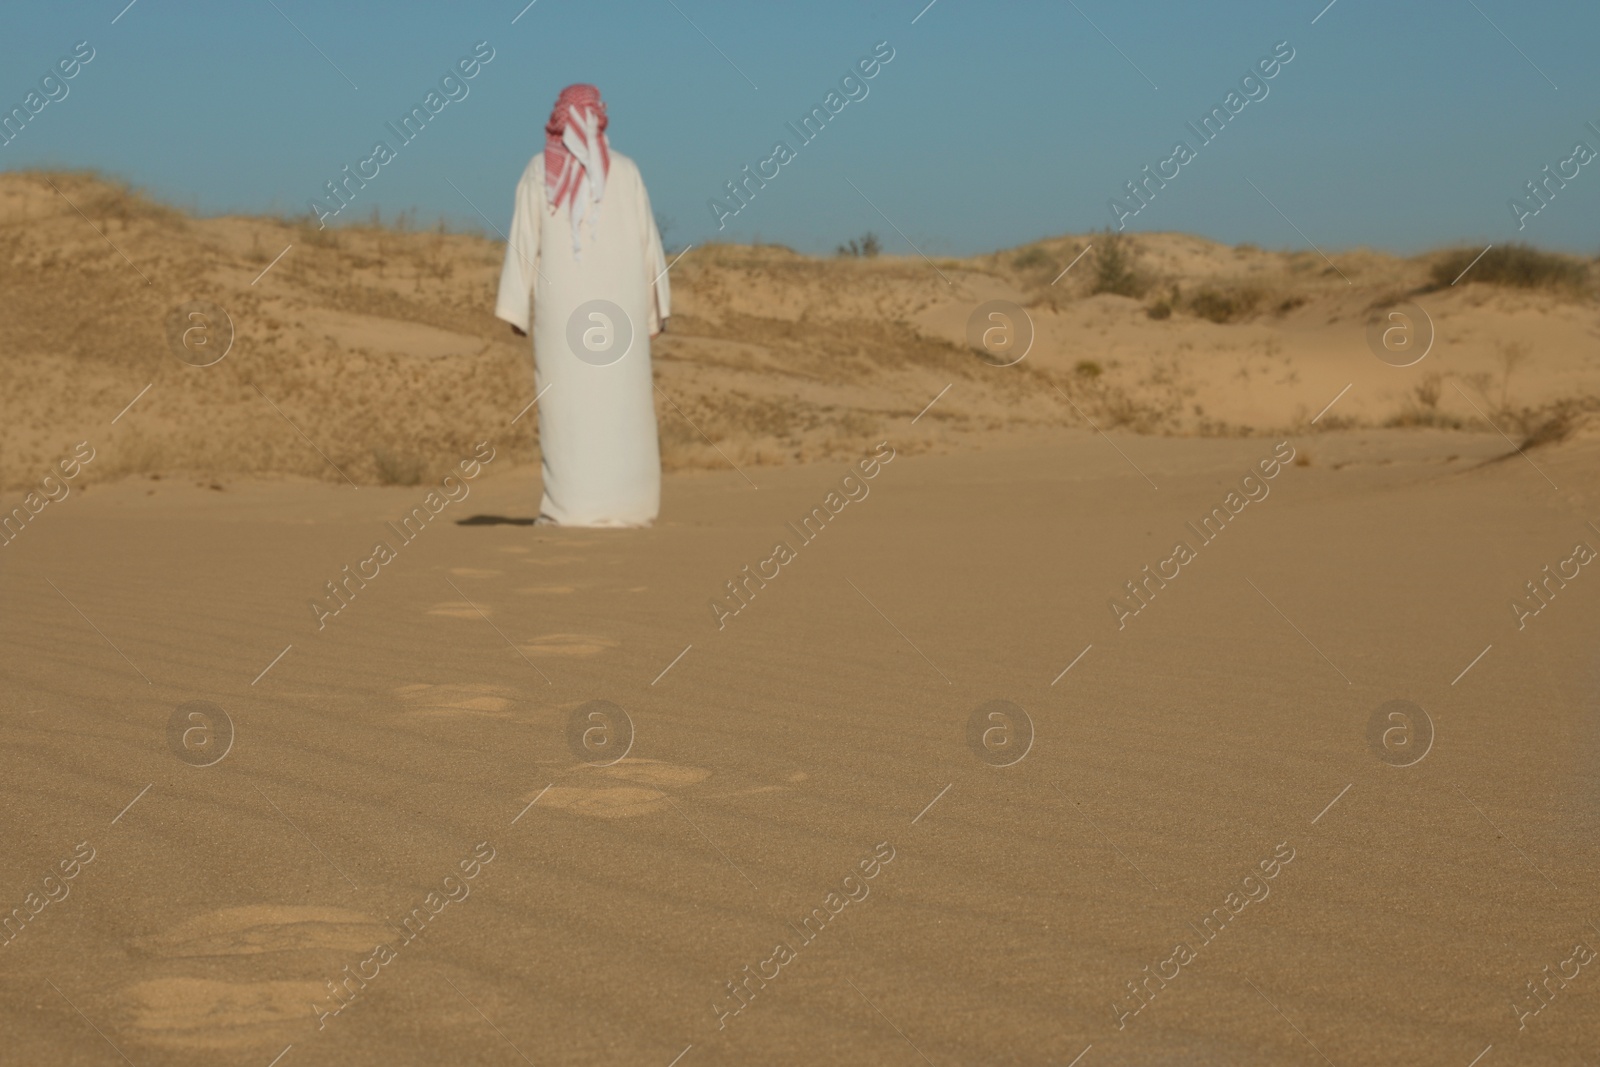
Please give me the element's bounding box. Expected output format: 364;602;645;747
544;83;611;257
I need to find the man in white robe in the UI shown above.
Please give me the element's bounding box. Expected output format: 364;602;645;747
495;83;671;527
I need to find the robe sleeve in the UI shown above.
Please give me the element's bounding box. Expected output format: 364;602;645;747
637;162;671;333
494;158;543;332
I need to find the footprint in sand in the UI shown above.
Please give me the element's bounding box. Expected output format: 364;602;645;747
448;567;501;578
519;759;810;820
124;977;325;1051
519;633;618;657
599;760;711;787
428;601;487;619
536;785;670;818
521;759;713;819
693;769;809;800
518;585;576;595
121;906;395;1050
394;682;517;717
133;905;390;958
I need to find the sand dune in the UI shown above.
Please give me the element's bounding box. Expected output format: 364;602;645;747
3;172;1596;496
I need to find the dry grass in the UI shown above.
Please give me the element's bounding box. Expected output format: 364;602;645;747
1510;396;1600;449
1385;373;1466;429
1091;230;1149;298
1429;243;1590;294
1185;284;1265;324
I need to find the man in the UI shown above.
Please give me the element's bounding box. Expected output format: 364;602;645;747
495;84;671;526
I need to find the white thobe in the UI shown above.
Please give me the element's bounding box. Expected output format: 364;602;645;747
495;151;671;526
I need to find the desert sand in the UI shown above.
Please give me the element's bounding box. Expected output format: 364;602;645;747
2;173;1599;1065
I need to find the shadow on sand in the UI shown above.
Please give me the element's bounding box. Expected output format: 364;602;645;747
456;515;538;526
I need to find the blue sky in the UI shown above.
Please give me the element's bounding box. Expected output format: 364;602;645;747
2;0;1597;257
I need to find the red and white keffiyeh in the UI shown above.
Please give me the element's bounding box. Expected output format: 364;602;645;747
544;83;611;257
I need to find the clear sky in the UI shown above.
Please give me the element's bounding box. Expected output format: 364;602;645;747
2;0;1597;257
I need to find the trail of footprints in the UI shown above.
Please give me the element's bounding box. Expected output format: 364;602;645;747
110;542;722;1051
113;754;790;1050
430;544;633;651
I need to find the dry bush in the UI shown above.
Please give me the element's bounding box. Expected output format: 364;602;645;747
836;233;881;258
1091;230;1148;298
1429;243;1589;294
1496;340;1530;406
372;448;426;486
1385;372;1464;429
1186;285;1264;323
1511;397;1600;449
1012;246;1057;272
67;173;186;227
295;218;341;249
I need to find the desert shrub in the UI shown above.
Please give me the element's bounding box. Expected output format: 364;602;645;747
1517;409;1575;448
1385;372;1464;428
1187;285;1262;323
1413;373;1442;410
1512;397;1600;449
1013;247;1055;271
1430;243;1588;292
372;448;425;486
1147;300;1172;320
1075;360;1103;379
296;217;341;248
1494;340;1531;413
836;233;881;257
1091;229;1146;298
1275;295;1307;314
73;175;185;226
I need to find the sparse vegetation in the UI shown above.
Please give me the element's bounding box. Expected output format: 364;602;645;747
1495;340;1531;413
1414;373;1443;410
1186;285;1263;324
297;216;342;248
1013;246;1056;271
1090;229;1147;298
1513;396;1600;449
372;449;426;486
70;172;184;226
836;233;881;258
1429;243;1589;294
1386;372;1464;429
3;170;1597;491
